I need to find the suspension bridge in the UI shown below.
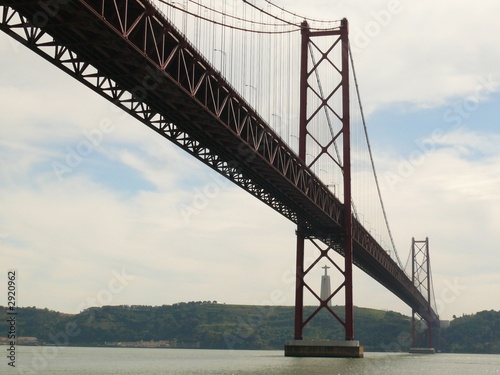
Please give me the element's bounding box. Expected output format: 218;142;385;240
0;0;440;357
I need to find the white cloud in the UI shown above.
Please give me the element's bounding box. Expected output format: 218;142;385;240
332;0;500;110
379;128;500;317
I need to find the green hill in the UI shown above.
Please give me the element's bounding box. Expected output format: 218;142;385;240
1;303;498;353
0;303;409;351
440;310;500;354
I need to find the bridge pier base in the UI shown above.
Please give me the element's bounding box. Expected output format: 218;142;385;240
284;340;364;358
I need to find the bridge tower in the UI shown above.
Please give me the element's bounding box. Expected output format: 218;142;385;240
285;18;363;358
409;237;436;354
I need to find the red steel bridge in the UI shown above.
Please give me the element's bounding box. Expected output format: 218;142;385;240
0;0;440;356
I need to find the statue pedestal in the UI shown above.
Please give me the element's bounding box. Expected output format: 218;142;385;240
284;340;364;358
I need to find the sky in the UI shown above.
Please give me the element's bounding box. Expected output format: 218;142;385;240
1;0;499;326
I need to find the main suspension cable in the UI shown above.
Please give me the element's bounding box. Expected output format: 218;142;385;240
158;0;300;34
241;0;301;28
264;0;342;27
187;0;292;28
348;43;403;270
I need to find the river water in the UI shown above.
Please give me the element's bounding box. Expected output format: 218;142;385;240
8;346;500;374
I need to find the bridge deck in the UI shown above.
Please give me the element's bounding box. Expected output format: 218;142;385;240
0;0;438;324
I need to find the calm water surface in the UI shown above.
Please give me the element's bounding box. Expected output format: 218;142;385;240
10;346;500;374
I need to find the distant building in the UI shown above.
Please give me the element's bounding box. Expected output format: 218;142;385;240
18;337;38;345
440;320;451;329
105;340;172;348
0;337;38;345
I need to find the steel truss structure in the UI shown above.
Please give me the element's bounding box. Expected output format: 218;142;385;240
0;0;439;326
